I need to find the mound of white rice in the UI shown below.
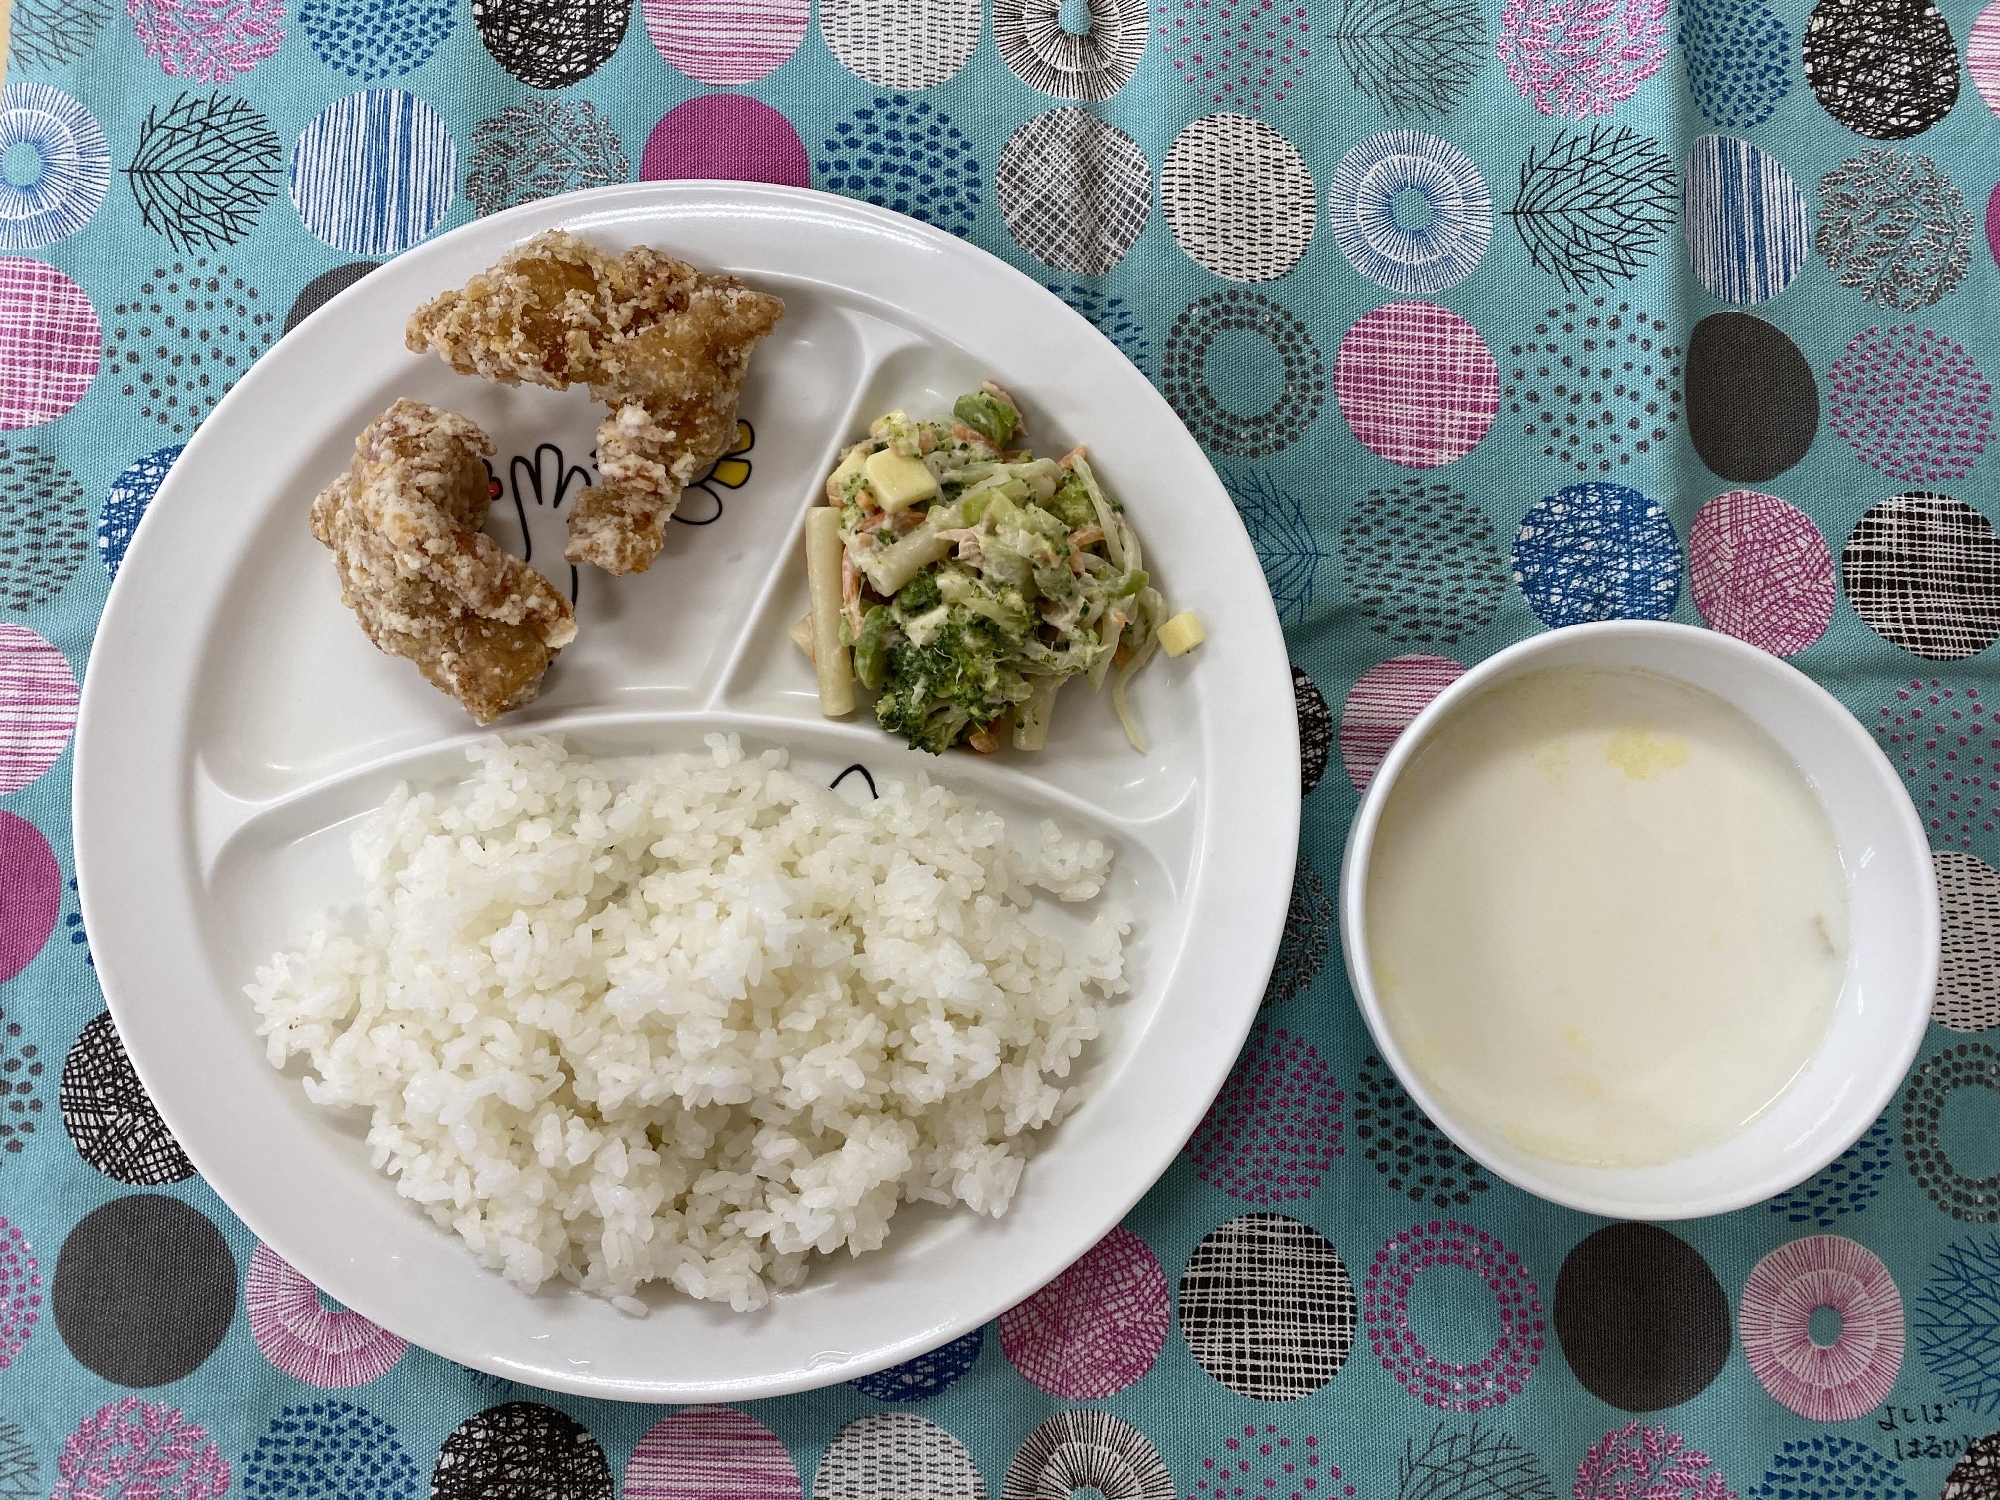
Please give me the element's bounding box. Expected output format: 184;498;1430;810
249;734;1128;1311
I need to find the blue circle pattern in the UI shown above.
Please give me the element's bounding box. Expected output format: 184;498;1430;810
821;96;980;238
290;90;456;256
1748;1436;1916;1500
1050;284;1151;369
1914;1234;2000;1413
241;1400;422;1500
1328;129;1492;296
1681;0;1791;130
1685;135;1810;305
1767;1111;1894;1227
0;82;110;251
1513;482;1681;626
299;0;456;78
849;1326;983;1401
99;447;182;578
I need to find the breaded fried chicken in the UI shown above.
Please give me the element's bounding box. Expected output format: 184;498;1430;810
311;398;577;723
404;231;785;576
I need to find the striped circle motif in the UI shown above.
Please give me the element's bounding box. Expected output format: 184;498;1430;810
1688;490;1835;656
814;1416;985;1500
642;0;808;82
290;91;455;256
1002;1410;1173;1500
1340;655;1464;791
624;1409;800;1500
1162;114;1314;282
999;1225;1168;1397
1178;1213;1356;1400
1336;302;1497;468
1974;0;2000;115
0;84;109;251
1842;493;2000;660
1685;134;1810;303
1329;131;1491;295
245;1244;408;1388
821;0;980;87
1741;1236;1904;1421
995;0;1146;99
1362;1220;1545;1411
997;109;1149;274
1514;482;1681;627
0;624;76;793
0;258;97;428
1937;850;2000;1032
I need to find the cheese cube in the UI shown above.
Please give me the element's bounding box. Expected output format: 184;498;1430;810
1159;611;1205;657
825;447;868;503
864;449;940;512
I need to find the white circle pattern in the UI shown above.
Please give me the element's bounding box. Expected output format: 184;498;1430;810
1329;129;1491;294
993;0;1147;100
822;0;981;87
1162;113;1314;282
998;109;1151;274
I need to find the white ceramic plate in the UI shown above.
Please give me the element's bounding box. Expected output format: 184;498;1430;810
72;183;1298;1401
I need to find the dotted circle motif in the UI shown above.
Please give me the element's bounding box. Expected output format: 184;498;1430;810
52;1195;236;1387
1263;856;1331;1009
0;444;85;609
1296;665;1332;797
997;110;1150;275
0;1006;45;1160
1937;850;2000;1031
1514;482;1680;627
1828;326;1993;483
0;83;110;251
1328;130;1490;295
1364;1222;1545;1412
299;0;454;78
1684;134;1810;304
1353;1055;1491;1210
1336;301;1498;468
1178;1213;1356;1401
0;622;77;790
240;1401;421;1500
850;1327;983;1402
1913;1235;2000;1412
821;96;980;238
996;0;1147;100
1680;0;1790;128
1871;679;2000;848
1340;479;1507;646
1688;490;1834;656
814;1415;985;1500
472;0;629;85
999;1225;1168;1398
1341;655;1464;790
1050;284;1149;367
1503;298;1681;475
1842;493;2000;661
245;1244;408;1387
99;446;182;576
0;1219;39;1367
1903;1043;2000;1221
1749;1436;1916;1500
623;1409;800;1500
821;0;980;87
1945;1433;2000;1500
1554;1224;1731;1412
1804;0;1959;140
1740;1236;1905;1420
1769;1112;1895;1226
1188;1022;1343;1203
1818;149;1973;309
290;91;456;256
1157;0;1311;110
1162;291;1325;458
0;258;98;429
1001;1410;1173;1500
1162;114;1315;282
107;258;273;437
60;1010;196;1185
433;1405;612;1500
1190;1426;1352;1500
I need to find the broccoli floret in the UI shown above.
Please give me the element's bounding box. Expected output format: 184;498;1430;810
893;569;942;618
953;392;1019;448
852;605;897;691
1047;472;1096;532
874;613;1030;754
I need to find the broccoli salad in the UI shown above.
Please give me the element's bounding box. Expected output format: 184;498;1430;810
798;384;1204;755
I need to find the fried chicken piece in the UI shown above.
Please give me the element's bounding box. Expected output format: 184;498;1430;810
311;398;577;724
404;230;785;576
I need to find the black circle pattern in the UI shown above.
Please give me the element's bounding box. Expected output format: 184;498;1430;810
284;262;379;336
470;0;630;87
1504;300;1681;476
61;1011;196;1186
1263;855;1332;1009
1902;1042;2000;1221
1552;1223;1731;1412
1162;292;1325;458
1178;1212;1355;1400
1001;1409;1174;1500
1803;0;1959;140
432;1404;612;1500
1339;480;1508;645
52;1194;236;1386
1684;312;1820;485
1295;665;1332;798
1945;1432;2000;1500
1352;1054;1492;1210
1841;494;2000;662
0;1006;43;1160
107;259;275;437
0;445;87;612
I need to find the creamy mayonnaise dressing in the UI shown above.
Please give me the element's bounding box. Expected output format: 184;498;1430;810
1365;664;1849;1167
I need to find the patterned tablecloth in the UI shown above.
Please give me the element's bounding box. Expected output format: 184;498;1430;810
2;0;2000;1491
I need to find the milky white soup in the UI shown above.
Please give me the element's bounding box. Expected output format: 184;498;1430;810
1365;664;1849;1167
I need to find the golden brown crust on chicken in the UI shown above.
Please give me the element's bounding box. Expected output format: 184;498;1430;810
311;398;577;724
403;230;785;576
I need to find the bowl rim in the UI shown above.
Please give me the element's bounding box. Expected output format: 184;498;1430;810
1338;619;1939;1220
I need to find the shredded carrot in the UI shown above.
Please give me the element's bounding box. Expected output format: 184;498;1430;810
1069;524;1103;549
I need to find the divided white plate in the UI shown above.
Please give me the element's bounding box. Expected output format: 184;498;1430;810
72;182;1299;1401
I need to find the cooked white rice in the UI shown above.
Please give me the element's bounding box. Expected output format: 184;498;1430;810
248;734;1127;1311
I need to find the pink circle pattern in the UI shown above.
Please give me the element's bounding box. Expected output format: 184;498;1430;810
1574;1422;1735;1500
1341;654;1465;790
1827;326;1993;483
641;0;808;83
1989;181;2000;272
625;1409;801;1500
1740;1234;1904;1421
128;0;285;81
53;1398;230;1500
641;95;810;187
0;624;78;793
0;258;99;429
1191;1427;1355;1500
0;1217;40;1367
1156;0;1311;110
245;1243;408;1388
998;1224;1168;1398
1688;491;1836;657
1497;0;1669;118
0;811;58;985
1871;679;2000;849
1971;0;2000;116
1335;301;1499;468
1187;1022;1343;1204
1362;1220;1545;1412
